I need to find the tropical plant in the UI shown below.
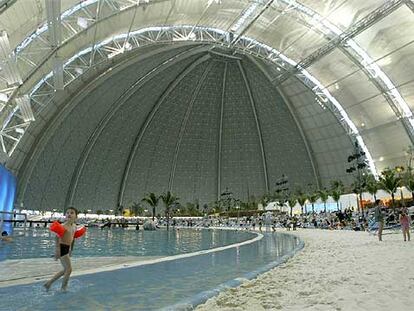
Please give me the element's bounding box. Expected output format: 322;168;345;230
287;194;297;217
404;169;414;200
141;192;159;221
365;174;380;202
379;167;402;210
307;192;319;214
317;188;329;214
130;201;144;217
160;191;179;230
295;188;307;214
330;180;344;211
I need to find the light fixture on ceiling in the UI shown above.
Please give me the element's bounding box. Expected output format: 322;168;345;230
361;122;365;127
74;67;83;74
379;156;384;161
77;16;88;29
124;41;132;51
15;127;24;134
0;92;8;102
334;83;339;90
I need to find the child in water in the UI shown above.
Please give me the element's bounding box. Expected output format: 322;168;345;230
44;207;85;291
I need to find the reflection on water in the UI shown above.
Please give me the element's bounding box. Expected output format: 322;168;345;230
0;232;302;310
0;228;255;260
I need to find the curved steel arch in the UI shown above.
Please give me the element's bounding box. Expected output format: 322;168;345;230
5;24;382;178
168;60;214;192
64;45;210;208
237;60;269;193
17;43;206;205
117;53;212;206
2;2;411;176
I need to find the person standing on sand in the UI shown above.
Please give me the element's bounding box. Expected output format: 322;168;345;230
374;199;385;241
399;210;411;242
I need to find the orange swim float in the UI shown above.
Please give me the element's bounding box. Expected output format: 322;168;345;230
74;226;86;238
50;221;66;238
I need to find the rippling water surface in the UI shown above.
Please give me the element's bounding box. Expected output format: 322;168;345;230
0;227;255;260
0;231;303;311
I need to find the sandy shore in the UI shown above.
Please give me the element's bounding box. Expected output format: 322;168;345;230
196;229;414;311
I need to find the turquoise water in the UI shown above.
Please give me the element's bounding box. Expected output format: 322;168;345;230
0;227;255;260
0;231;302;310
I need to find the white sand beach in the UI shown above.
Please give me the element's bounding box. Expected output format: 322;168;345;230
196;229;414;311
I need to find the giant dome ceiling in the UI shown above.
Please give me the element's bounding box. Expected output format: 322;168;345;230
0;0;413;210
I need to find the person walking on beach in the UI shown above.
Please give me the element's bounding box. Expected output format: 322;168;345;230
44;207;86;291
399;210;411;242
374;200;385;241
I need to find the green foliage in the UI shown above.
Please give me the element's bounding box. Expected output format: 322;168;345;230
318;189;329;203
330;180;344;208
141;192;159;207
141;192;159;220
365;174;379;200
379;167;402;208
403;167;414;193
160;191;179;229
379;168;401;195
318;188;329;213
130;201;144;216
307;192;319;204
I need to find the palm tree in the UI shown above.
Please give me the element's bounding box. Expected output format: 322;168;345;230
330;180;344;211
295;188;307;214
287;193;297;217
318;188;329;214
379;168;402;210
403;167;414;201
365;174;379;202
307;192;319;215
141;193;159;221
160;191;179;230
330;190;341;211
131;201;144;216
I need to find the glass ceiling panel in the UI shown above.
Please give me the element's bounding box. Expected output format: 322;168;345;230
243;7;327;62
190;0;248;31
354;6;414;60
345;95;398;132
326;69;381;109
306;48;359;88
378;43;414;88
362;122;411;167
162;0;247;31
323;0;389;30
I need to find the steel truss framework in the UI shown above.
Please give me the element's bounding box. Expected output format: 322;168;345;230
0;25;377;177
1;0;413;175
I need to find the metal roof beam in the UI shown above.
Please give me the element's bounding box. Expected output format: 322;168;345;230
406;0;414;12
275;0;404;84
230;0;275;47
